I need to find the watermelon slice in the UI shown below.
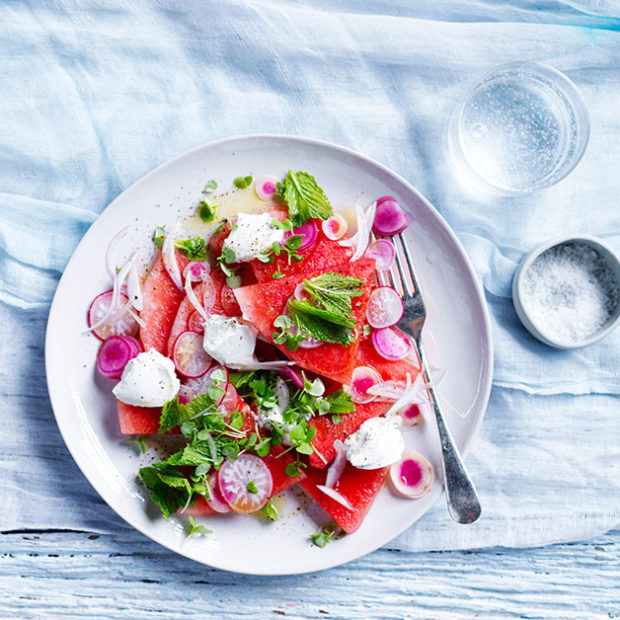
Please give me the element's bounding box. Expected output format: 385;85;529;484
140;251;188;354
300;462;390;533
308;336;421;468
117;401;161;434
234;256;376;384
166;283;204;356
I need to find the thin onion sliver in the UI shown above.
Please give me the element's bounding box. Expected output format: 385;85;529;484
316;485;354;511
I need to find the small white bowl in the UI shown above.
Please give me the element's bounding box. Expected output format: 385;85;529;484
512;234;620;349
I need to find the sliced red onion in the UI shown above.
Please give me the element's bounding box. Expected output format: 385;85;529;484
322;214;348;241
184;272;209;323
384;373;427;418
371;326;413;361
366;239;395;271
106;225;130;278
389;451;434;499
127;307;146;329
339;200;377;261
162;227;183;291
126;263;143;311
372;196;410;236
255;175;279;201
316;485;354;511
282;220;318;251
278;367;304;390
325;440;347;488
367;379;406;401
274;376;290;413
348;366;382;404
366;287;404;329
228;359;294;371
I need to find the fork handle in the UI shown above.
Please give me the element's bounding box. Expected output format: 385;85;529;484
417;340;481;524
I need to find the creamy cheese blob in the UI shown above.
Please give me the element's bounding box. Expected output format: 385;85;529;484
112;348;180;407
222;212;284;262
202;314;257;367
344;416;405;470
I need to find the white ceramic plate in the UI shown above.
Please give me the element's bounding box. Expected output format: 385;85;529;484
46;135;493;575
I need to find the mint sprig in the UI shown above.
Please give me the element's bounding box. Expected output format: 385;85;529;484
280;170;333;226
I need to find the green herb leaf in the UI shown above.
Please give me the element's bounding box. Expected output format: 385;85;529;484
285;461;308;477
288;299;355;345
259;499;279;521
124;436;147;454
281;170;333;226
159;397;189;434
234;175;253;189
175;237;208;261
362;324;372;337
247;480;258;494
203;179;218;194
303;272;364;316
310;522;344;548
186;515;212;538
197;200;216;223
221;247;236;264
324;388;354;414
153;226;166;248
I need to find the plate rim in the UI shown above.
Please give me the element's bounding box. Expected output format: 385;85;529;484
45;133;494;575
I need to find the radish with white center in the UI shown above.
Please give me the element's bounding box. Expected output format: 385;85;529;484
218;454;273;513
365;239;395;271
183;260;211;283
282;220;318;251
348;366;382;404
372;326;413;361
389;452;434;499
366;287;404;329
322;214;348;240
206;473;232;514
254;175;278;201
401;403;424;426
97;335;141;380
372;196;410;236
293;282;312;302
173;331;213;378
187;311;204;334
218;381;239;414
87;291;139;341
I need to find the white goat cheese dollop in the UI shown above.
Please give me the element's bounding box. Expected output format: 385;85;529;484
202;314;257;367
344;417;405;469
112;349;180;407
222;213;284;262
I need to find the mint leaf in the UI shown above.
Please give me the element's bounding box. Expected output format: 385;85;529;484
303;272;364;316
285;461;307;477
153;226;166;248
203;179;218;194
259;499;279;521
310;522;344;548
175;237;208;261
234;175;253;189
158;397;189;434
281;171;333;226
186;515;212;538
288;299;356;345
324;388;354;414
197;200;216;222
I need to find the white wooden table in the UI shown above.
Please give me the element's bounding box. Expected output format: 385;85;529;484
2;527;618;618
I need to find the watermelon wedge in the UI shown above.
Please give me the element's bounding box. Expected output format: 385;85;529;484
234;256;376;384
300;462;390;533
140;251;188;354
166;282;204;356
117;401;161;434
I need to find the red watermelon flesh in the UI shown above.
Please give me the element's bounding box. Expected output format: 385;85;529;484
308;337;421;468
117;401;161;434
140;251;188;354
166;282;204;356
300;462;390;533
234;256;376;384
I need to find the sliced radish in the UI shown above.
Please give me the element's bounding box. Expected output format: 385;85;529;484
316;485;354;511
206;473;232;514
87;290;139;341
181;365;229;400
96;335;140;380
218;454;273;513
373;196;410;236
372;327;413;361
187;311;204;334
401;403;424;426
282;220;318;251
293;282;312;302
255;175;279;201
183;260;211;283
348;365;382;404
172;331;212;378
366;239;395;271
366;287;404;329
389;452;434;499
325;440;346;488
279;367;304;390
218;381;239;414
322;214;348;241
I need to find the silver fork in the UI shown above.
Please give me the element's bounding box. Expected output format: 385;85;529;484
382;233;481;524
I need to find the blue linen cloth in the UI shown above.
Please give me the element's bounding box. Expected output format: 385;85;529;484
1;0;619;551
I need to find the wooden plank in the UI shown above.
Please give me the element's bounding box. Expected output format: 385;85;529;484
0;529;618;619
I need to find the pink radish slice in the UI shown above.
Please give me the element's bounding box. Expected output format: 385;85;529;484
255;175;278;200
96;335;139;380
401;403;423;426
322;214;348;241
325;440;347;488
366;239;395;271
282;220;318;251
218;382;239;413
206;473;232;513
293;282;312;302
172;331;212;378
187;311;204;334
218;454;273;513
372;327;413;361
279;367;304;390
348;366;382;404
88;290;139;341
183;261;210;282
389;452;434;499
373;196;410;236
120;335;142;358
366;287;404;329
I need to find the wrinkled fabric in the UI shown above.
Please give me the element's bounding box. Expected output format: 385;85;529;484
1;1;618;550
